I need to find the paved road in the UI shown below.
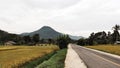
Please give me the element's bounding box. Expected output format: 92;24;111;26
71;44;120;68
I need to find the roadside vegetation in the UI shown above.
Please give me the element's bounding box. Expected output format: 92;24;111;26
57;35;71;49
77;25;120;46
86;44;120;55
21;51;56;68
77;25;120;58
0;45;59;68
36;49;67;68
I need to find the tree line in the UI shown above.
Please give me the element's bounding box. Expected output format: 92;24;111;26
77;25;120;46
23;34;72;49
1;25;119;49
0;29;71;49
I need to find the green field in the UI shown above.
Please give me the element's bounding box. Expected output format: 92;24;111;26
86;44;120;55
0;45;59;68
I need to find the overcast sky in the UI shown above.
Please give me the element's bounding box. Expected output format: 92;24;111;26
0;0;120;37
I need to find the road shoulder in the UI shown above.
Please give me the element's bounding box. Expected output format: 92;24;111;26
64;44;87;68
82;46;120;59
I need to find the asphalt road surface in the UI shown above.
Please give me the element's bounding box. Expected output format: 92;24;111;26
71;44;120;68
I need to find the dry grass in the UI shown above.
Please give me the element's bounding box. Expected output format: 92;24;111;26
0;45;59;68
86;44;120;56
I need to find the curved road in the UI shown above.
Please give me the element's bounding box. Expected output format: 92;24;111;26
71;44;120;68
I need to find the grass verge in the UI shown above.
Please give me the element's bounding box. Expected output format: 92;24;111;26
36;49;67;68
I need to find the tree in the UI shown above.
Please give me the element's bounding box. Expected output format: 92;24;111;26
106;31;112;44
112;25;120;42
57;35;71;49
32;34;40;44
48;38;55;44
40;39;44;44
88;31;108;45
23;35;31;44
88;32;95;45
77;38;86;46
112;25;120;31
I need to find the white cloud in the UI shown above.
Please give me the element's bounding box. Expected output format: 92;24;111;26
0;0;120;37
23;0;80;9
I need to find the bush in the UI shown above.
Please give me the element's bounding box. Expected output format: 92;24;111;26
77;38;86;46
57;35;71;49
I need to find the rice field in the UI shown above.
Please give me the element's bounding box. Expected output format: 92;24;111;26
0;45;59;68
86;44;120;56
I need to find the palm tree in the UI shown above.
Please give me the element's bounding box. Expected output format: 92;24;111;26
112;24;120;42
112;25;120;31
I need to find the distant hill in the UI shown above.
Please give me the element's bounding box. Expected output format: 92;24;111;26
69;35;83;40
0;30;20;43
21;26;83;40
0;30;9;36
21;26;62;39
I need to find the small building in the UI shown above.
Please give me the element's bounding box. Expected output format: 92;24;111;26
114;41;120;44
5;41;16;46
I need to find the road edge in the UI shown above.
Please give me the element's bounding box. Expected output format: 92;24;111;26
64;44;87;68
81;46;120;59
